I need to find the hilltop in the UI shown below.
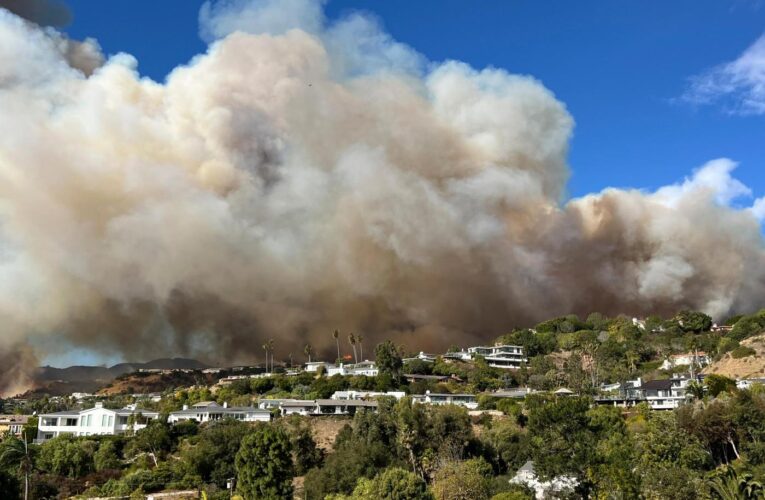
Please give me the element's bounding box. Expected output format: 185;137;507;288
19;358;210;397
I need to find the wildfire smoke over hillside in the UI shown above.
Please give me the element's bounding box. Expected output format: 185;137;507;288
0;0;764;394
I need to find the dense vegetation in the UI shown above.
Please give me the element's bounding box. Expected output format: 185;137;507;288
2;386;765;499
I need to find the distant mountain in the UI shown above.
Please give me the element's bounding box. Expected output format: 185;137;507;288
36;358;209;383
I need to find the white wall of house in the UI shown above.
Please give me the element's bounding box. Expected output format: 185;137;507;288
36;403;159;443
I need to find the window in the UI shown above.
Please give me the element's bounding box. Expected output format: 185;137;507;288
102;415;107;427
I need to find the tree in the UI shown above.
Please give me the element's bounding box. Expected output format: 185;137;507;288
0;436;32;500
304;344;314;363
262;339;275;373
235;424;294;500
357;334;365;361
125;420;172;465
527;397;596;489
706;375;737;398
395;398;429;477
351;467;432;500
376;340;403;380
36;435;96;478
349;333;358;363
21;418;37;444
183;420;250;488
431;459;492;500
289;421;324;475
94;440;121;471
333;330;341;362
674;311;713;333
706;465;764;500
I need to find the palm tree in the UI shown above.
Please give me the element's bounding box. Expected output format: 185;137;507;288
0;435;32;500
262;339;274;373
707;465;764;499
348;333;358;363
357;334;364;361
332;330;340;363
304;344;313;363
262;342;269;373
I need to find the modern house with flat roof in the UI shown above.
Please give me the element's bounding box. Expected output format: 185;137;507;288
444;344;526;369
412;391;478;409
167;402;271;424
35;403;159;443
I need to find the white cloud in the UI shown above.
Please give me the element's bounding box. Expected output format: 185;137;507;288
653;158;752;206
752;196;765;221
198;0;325;42
683;33;765;114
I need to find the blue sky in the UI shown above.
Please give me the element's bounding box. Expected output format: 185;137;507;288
63;0;765;200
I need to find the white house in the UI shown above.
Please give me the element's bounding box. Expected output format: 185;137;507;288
304;361;333;373
412;391;478;409
444;344;526;369
326;360;379;377
167;402;271;424
737;378;765;390
330;390;406;400
403;352;437;364
35;403;159;443
661;352;709;371
510;461;578;499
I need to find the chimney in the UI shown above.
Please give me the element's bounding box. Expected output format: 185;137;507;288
223;402;228;408
94;402;103;409
183;404;188;410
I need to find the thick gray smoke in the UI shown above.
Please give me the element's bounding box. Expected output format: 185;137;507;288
1;0;764;394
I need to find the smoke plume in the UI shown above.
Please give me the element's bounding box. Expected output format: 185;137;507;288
0;1;764;393
0;0;71;27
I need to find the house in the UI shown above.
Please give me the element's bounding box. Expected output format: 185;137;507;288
486;388;536;399
403;352;437;364
412;391;478;409
510;461;578;499
35;403;159;443
274;400;318;416
326;360;379;377
553;388;574;396
661;352;709;371
0;415;31;437
403;373;460;383
71;392;94;400
711;323;734;333
132;392;163;403
304;361;333;373
737;378;765;390
315;400;378;415
444;344;526;369
330;390;406;400
639;378;692;410
167;402;271;424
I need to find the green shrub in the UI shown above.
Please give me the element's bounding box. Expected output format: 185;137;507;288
731;346;756;359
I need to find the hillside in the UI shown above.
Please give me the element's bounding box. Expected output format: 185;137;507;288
36;358;208;382
703;333;765;379
18;358;210;397
96;370;218;396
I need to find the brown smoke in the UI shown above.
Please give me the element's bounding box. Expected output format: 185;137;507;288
0;1;764;394
0;0;71;27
